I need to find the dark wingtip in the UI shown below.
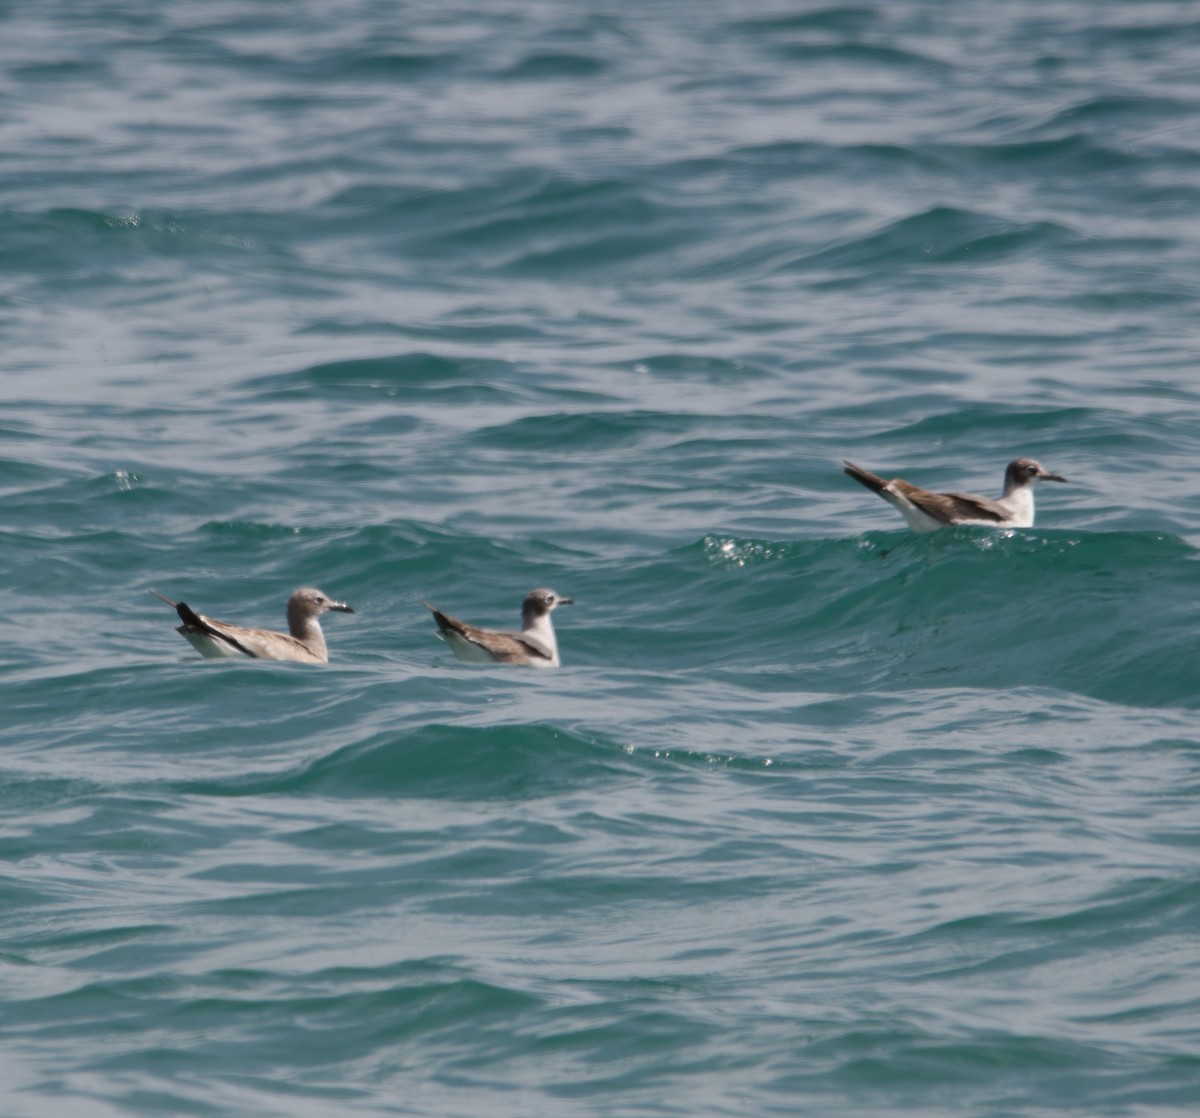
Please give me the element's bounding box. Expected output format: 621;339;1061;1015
182;604;259;658
842;460;888;494
150;590;205;633
419;598;455;631
175;600;206;629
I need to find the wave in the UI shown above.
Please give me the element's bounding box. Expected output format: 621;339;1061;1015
175;722;635;802
693;529;1200;707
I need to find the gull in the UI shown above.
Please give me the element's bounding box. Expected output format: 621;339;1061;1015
151;586;355;662
421;588;573;667
842;457;1067;532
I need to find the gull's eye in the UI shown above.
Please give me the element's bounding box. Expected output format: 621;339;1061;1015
1026;464;1038;476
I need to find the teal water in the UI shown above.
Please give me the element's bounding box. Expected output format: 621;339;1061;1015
3;2;1200;1116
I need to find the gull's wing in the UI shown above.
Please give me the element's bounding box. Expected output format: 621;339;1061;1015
422;601;554;664
916;486;1009;523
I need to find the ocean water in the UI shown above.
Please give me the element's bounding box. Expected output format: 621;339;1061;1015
2;1;1200;1115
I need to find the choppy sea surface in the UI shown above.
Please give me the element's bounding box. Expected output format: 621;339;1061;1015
3;2;1200;1115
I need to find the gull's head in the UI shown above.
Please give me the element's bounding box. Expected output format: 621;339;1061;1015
289;587;356;620
1007;458;1067;488
523;588;574;622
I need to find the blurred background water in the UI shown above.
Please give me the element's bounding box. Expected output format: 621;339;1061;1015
2;2;1199;1115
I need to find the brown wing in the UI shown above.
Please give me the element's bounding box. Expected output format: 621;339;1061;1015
210;621;326;662
474;629;555;664
451;617;554;662
422;601;553;663
183;607;325;661
897;482;1008;524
